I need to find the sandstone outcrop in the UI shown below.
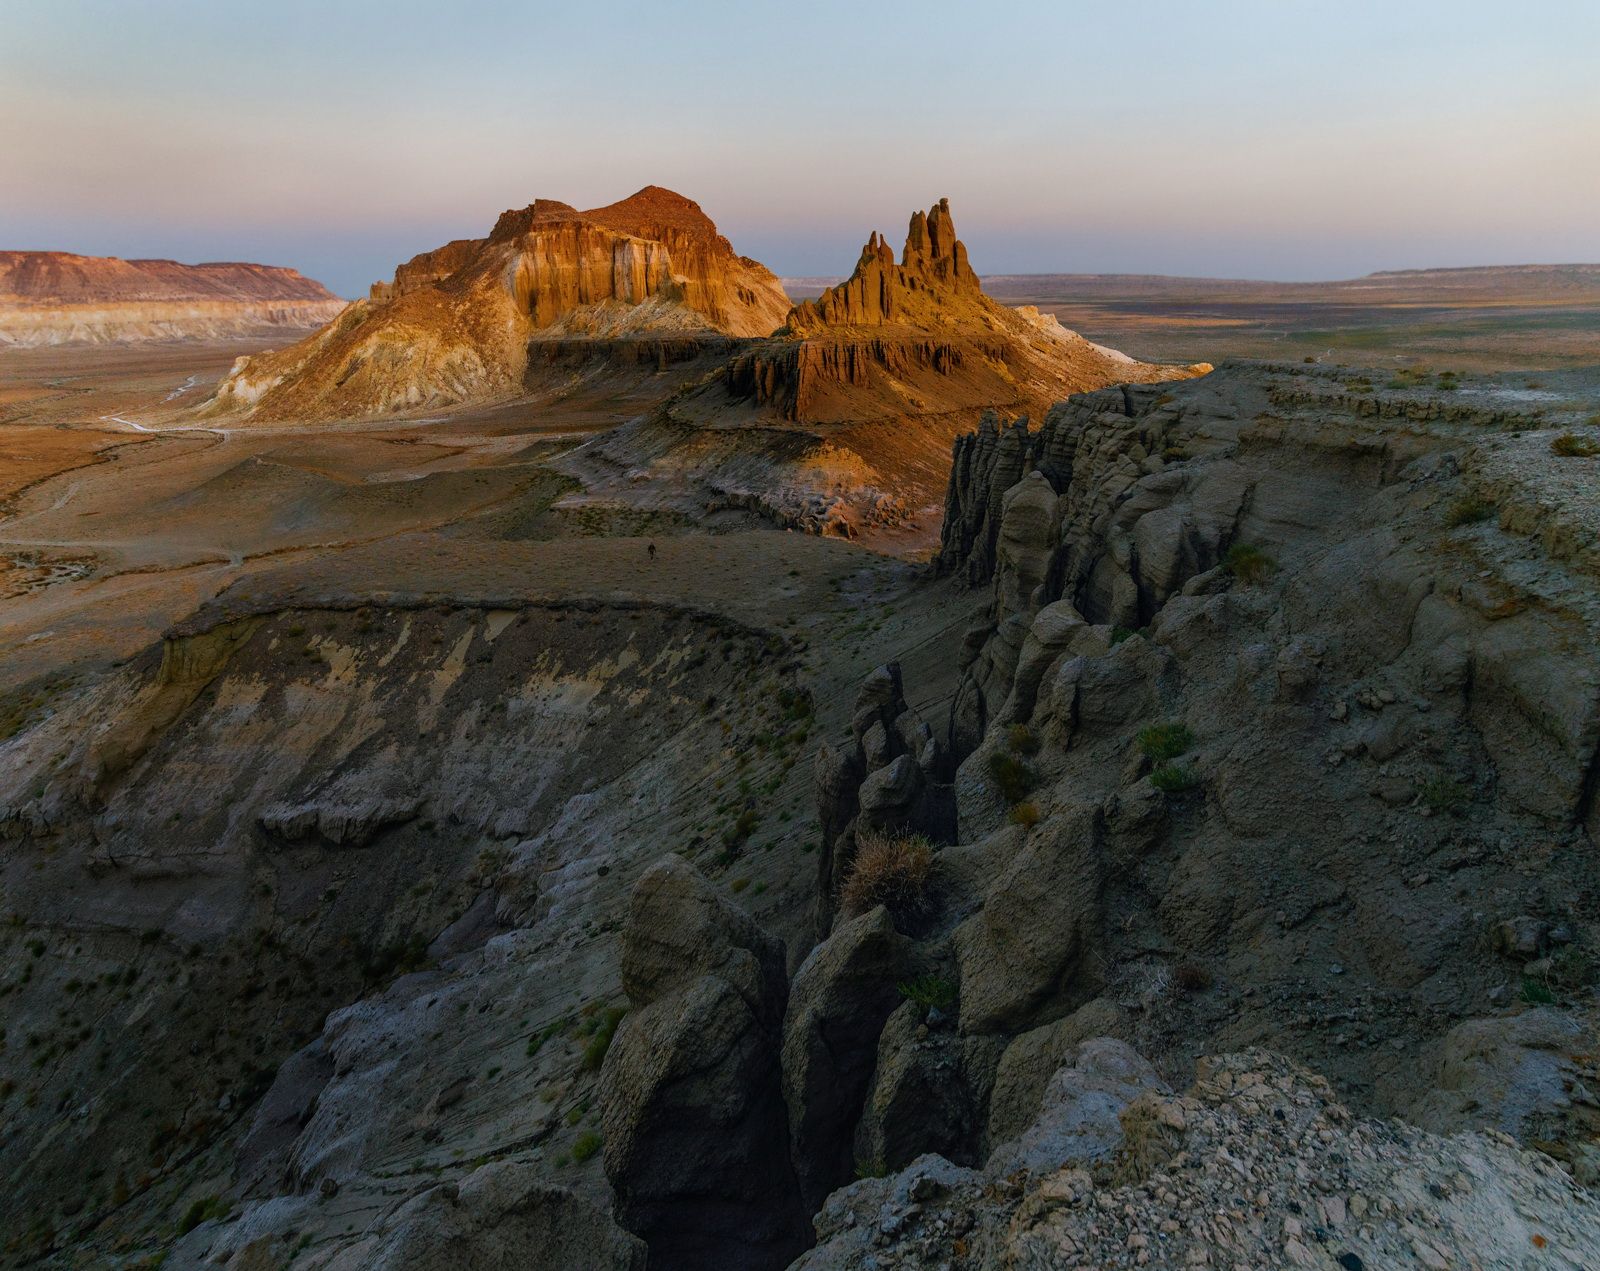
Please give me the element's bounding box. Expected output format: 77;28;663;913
600;856;808;1269
726;199;1205;428
0;251;344;345
781;906;911;1211
812;663;953;936
560;201;1209;540
204;187;789;420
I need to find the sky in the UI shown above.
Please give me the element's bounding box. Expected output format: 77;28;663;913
3;0;1597;297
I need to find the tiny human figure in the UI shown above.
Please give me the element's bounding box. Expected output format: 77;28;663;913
647;541;657;562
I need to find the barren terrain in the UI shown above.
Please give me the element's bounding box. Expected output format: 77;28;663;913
3;271;1600;1269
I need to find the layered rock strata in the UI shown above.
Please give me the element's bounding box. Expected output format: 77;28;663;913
0;251;344;345
204;187;790;419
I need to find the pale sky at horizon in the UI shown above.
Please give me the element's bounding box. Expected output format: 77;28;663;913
3;0;1597;298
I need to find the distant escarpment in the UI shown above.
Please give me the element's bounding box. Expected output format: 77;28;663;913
0;252;345;346
567;201;1209;539
204;187;790;420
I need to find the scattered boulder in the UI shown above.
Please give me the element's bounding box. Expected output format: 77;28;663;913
984;998;1130;1149
1406;1008;1600;1152
985;1037;1168;1177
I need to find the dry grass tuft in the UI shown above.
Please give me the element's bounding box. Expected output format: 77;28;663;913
1551;433;1600;458
840;830;933;918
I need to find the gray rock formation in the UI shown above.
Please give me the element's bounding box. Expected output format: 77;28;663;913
781;906;911;1212
600;856;807;1269
953;804;1105;1036
985;1036;1167;1176
795;1048;1600;1270
853;1001;979;1174
811;663;953;937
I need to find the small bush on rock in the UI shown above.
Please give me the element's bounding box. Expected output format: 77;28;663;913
854;1154;889;1180
1008;723;1041;756
987;752;1038;803
1521;976;1557;1006
896;975;956;1011
580;1006;627;1071
1150;765;1199;794
1008;801;1041;827
571;1131;602;1163
175;1194;230;1237
1138;722;1194;762
841;831;933;918
1418;776;1469;814
1224;544;1276;584
1445;496;1495;528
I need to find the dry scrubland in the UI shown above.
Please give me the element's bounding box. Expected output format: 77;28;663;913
2;231;1600;1267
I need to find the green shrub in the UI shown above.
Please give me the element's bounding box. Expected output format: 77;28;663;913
175;1194;230;1237
1224;544;1276;584
1545;944;1597;992
1109;626;1141;646
580;1007;627;1071
1551;433;1600;457
1445;496;1494;528
987;752;1038;804
855;1154;890;1180
1138;722;1194;762
1418;776;1469;814
571;1131;602;1163
897;975;956;1011
1007;723;1040;756
1521;976;1556;1006
722;807;759;848
1150;765;1199;794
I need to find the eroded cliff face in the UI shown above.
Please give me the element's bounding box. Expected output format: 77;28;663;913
559;202;1209;542
0;252;346;346
205;187;791;421
770;362;1600;1267
727;199;1205;429
9;356;1600;1269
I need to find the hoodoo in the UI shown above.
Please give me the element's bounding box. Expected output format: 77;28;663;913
567;199;1209;538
